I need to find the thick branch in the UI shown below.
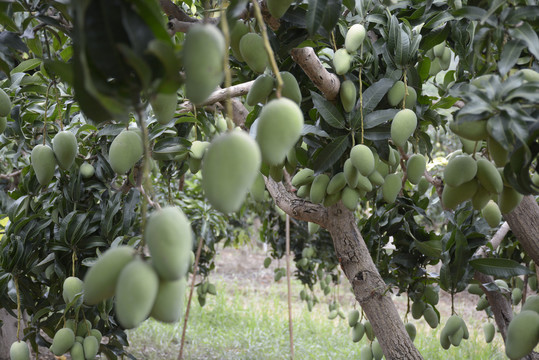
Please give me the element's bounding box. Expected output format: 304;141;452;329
160;0;198;22
290;47;340;101
504;195;539;265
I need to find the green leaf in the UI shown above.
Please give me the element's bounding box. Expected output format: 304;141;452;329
470;258;533;277
301;124;330;138
361;78;394;114
424;12;454;29
10;59;41;74
414;239;442;259
498;40;526;76
306;0;328;36
311;91;346;129
509;22;539;60
431;96;459;110
363;109;398;129
419;24;450;52
453;6;487;21
311;135;349;173
321;0;342;33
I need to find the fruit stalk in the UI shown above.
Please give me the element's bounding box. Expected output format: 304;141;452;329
250;0;283;97
359;41;365;145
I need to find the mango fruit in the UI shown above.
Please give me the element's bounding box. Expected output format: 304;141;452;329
388;80;405;107
523;295;539;314
444;155;477;187
83;335;98;359
151;92;177;125
345;24;366;53
115;259;159;329
423;306;438;328
250;172;266;202
368;171;384;187
382;173;402;204
80;162;95;178
460;137;476;154
417;177;429;195
76;319;92;337
90;329;102;344
70;342;84;360
310;174;330;204
333;49;351;75
280;71;302;104
411;301;425;319
404;86;417;109
247;74;274;106
442;179;478;210
342;186;360;211
327;172;346;195
52;131;77;170
151;277;186;323
340;80;356;113
360;345;373;360
146;206;193;280
109;130;143;175
269;164;283;181
449;120;488;141
471;185;491;210
9;341;30;360
449;326;464;346
444;315;463;337
267;0;294;18
348;309;360;327
50;328;75;356
439;47;451;70
406;154;426;185
63;276;83;304
0;117;6;133
240;33;268;73
405;323;416;341
344;158;359;188
364;321;374;340
296;184;310;198
424;285;439;306
352;321;365;342
483;322;495;343
350;144;374;177
476;158;503;194
83;245;135;305
323;191;341;207
356;173;373;192
291;168;314;187
31;144;56;186
505;310;539;360
0;88;11;117
256;98;304;166
372;341;383;360
482;200;501;227
183;24;225;104
391;109;417;148
202;130;261;213
498;186;523;214
190;141;210;160
512;288;523;306
230;22;249;61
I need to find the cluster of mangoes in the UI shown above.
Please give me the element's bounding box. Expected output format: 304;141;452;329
346;311;383;360
229;22;268;74
246;71;302;106
442;152;521;223
0;88;10;133
50;319;101;359
439;315;469;349
506;295;539;359
31;129;78;186
410;286;440;330
426;41;452;77
333;24;366;76
83;206;192;329
299;287;318;312
196;280;217;307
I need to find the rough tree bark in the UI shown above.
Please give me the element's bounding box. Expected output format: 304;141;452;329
0;310;18;360
504;195;539;265
265;179;423;360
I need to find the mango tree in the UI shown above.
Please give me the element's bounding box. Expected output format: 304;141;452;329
0;0;538;359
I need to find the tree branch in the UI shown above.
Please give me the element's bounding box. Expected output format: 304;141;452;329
290;47;340;101
504;195;539;265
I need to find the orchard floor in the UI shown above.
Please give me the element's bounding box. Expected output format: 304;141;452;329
126;246;510;360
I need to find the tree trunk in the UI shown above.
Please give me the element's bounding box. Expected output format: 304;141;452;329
0;309;18;360
504;195;539;265
474;272;513;340
265;179;423;360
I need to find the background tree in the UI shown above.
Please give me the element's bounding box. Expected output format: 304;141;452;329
0;0;538;359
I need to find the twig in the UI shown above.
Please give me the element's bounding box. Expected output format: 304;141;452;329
0;170;22;180
475;222;510;258
178;81;255;113
178;235;204;360
137;185;162;211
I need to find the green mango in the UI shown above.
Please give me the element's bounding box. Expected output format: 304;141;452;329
404;86;417;109
76;319;92;337
333;48;351;75
345;24;366;53
449;326;464;346
360;345;373;360
350;144;375;177
240;33;268;73
151;277;186;323
364;320;375;340
352;322;365;342
476;158;503;194
405;323;416;342
382;173;402;204
417;177;429;195
80;162;95;178
442;179;478;210
498;186;523;214
512;288;523;306
348;309;360;327
50;328;75;356
146;206;193;280
70;342;85;360
183;24;225;104
0;116;6;133
406;154;426;185
424;285;439;305
471;185;491;210
467;283;484;296
439;47;451;70
505;310;539;360
444;315;464;336
449;120;488;141
62;276;83;304
391;109;417;148
483;322;495;343
327;172;347;195
52;131;78;170
411;301;425;319
0;88;11;117
310;174;330;204
444;155;478;187
202;130;262;213
83;335;99;359
388;80;405;107
344;158;360;188
476;295;489;311
481;200;501;228
291;168;314;187
109;130;143;175
151;92;177;125
372;340;383;360
280;71;302;104
190;141;210;160
10;341;30;360
115;259;159;329
433;42;446;57
90;329;102;344
340;80;356;113
368;171;385;187
246;74;274;106
323;191;341;207
83;246;135;305
342;186;360;211
523;295;539;314
423;306;438;329
230;22;248;61
256;98;304;166
296;184;311;199
250;172;266;202
31;144;57;186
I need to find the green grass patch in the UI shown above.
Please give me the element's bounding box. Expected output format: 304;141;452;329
127;278;506;359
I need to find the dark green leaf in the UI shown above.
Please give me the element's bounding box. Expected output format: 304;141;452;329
321;0;342;33
311;135;349;173
419;24;450;52
306;0;328;36
509;22;539;60
470;258;533;277
363;109;398;129
361;78;394;114
498;40;526;76
414;240;442;259
301;124;330;138
431;96;459;110
311;91;346;129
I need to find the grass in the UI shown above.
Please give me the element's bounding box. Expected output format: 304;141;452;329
127;277;507;360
